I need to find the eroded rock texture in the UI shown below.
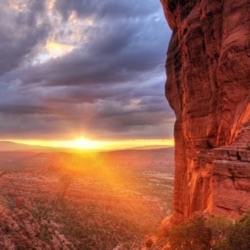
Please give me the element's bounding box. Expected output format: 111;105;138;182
161;0;250;223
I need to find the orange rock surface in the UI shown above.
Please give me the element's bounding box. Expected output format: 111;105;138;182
161;0;250;223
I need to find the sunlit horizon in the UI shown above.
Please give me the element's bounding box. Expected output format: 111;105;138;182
4;137;175;151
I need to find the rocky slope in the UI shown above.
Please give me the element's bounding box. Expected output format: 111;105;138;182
160;0;250;224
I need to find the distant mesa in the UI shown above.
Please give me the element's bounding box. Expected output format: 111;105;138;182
0;141;52;152
0;140;174;153
130;145;174;150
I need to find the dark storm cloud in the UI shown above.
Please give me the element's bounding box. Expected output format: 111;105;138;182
42;85;133;104
55;0;159;20
0;105;52;115
14;10;167;87
0;0;174;140
82;112;175;140
0;0;49;76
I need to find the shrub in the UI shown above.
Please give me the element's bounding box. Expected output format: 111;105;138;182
168;216;212;250
220;212;250;250
165;212;250;250
206;216;232;250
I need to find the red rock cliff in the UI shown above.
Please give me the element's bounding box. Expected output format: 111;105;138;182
161;0;250;223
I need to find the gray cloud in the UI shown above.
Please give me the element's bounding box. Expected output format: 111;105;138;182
55;0;159;20
0;0;50;76
0;0;174;141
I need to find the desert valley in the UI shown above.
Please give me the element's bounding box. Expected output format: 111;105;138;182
0;144;174;249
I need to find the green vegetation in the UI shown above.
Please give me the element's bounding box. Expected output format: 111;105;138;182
221;211;250;250
168;216;212;250
163;212;250;250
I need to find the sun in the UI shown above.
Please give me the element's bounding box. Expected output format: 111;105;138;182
71;137;97;149
64;137;104;150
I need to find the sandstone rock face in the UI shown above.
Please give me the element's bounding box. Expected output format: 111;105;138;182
161;0;250;222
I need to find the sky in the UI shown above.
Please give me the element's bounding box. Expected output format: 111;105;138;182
0;0;174;149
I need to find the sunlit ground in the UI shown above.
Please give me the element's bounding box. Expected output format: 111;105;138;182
9;137;175;151
0;147;174;249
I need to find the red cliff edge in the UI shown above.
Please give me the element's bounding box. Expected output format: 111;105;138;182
160;0;250;227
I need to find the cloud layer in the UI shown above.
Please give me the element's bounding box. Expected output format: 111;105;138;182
0;0;174;141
